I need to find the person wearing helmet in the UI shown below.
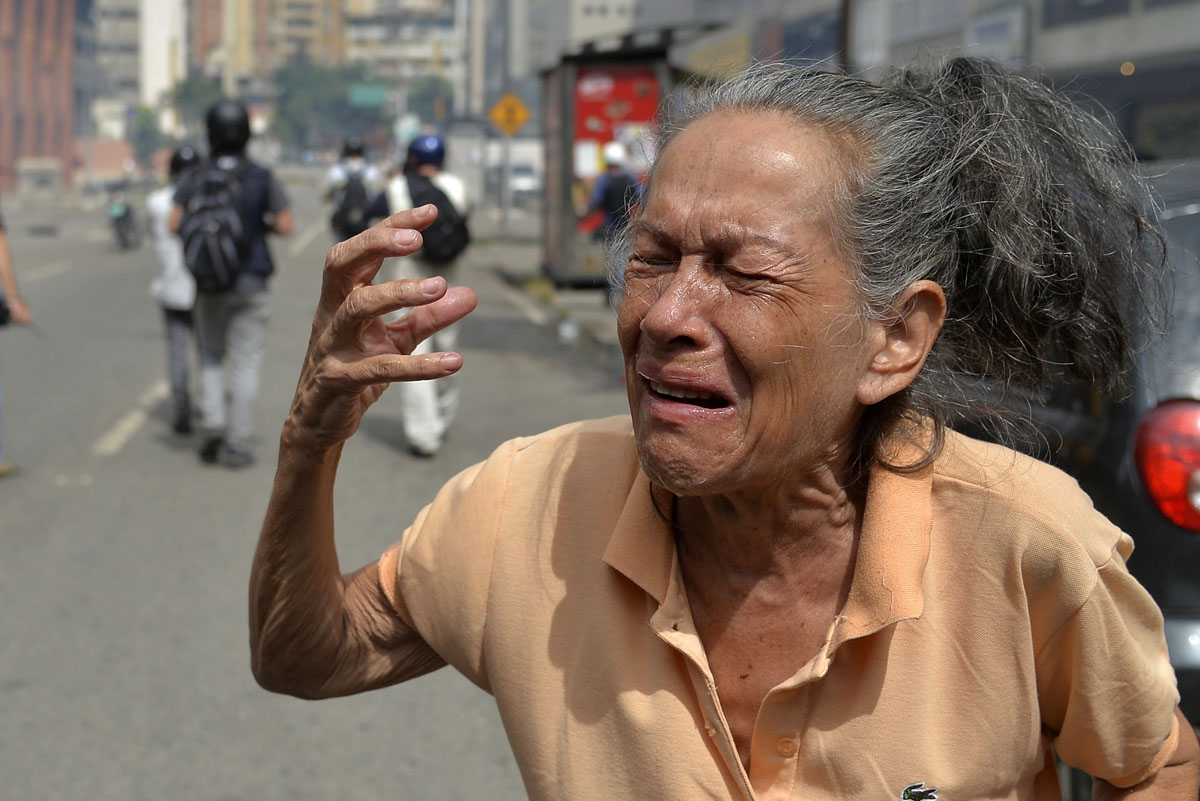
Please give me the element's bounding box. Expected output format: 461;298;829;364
376;132;472;457
585;140;642;245
324;136;383;241
169;99;294;467
146;144;201;434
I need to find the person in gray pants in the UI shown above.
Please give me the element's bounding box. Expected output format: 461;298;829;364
146;144;200;434
169;100;293;468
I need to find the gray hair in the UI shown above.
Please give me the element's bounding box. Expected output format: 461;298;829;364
615;57;1167;471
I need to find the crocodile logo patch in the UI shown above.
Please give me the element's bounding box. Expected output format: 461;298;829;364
901;782;938;801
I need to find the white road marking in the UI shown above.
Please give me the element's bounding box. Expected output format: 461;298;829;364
283;220;324;269
24;259;73;283
497;281;550;326
92;380;169;457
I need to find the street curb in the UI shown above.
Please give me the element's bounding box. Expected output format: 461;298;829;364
494;266;623;368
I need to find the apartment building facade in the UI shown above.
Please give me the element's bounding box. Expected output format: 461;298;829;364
343;0;462;127
0;0;78;193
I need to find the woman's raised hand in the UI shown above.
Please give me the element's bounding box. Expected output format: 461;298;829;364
284;204;478;452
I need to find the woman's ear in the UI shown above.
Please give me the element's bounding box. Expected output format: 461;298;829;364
856;280;947;406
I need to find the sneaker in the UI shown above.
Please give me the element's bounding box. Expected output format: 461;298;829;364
407;443;439;458
220;445;255;469
199;435;224;464
0;461;19;478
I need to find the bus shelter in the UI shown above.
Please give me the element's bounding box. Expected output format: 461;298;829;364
541;51;675;287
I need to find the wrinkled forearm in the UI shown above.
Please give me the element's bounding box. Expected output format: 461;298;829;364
249;432;350;697
249;424;431;699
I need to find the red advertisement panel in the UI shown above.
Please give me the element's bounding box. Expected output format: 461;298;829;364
573;64;660;145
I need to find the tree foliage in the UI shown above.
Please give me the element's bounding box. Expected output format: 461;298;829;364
167;75;224;134
272;59;391;152
407;75;454;126
129;107;167;168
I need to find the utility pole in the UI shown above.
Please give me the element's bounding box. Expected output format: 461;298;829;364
500;0;512;229
839;0;852;74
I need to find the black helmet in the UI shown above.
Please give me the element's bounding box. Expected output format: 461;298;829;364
407;134;445;168
342;136;366;159
205;99;251;156
168;144;200;179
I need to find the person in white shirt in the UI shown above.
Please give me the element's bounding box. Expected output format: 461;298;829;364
382;134;471;457
324;136;383;241
146;144;200;434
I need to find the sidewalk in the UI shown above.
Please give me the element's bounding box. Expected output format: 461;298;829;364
471;203;622;369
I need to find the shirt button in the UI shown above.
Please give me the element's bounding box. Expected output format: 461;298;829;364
776;737;799;758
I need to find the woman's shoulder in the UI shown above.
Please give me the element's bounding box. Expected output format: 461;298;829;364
495;416;638;482
931;428;1124;570
506;415;634;451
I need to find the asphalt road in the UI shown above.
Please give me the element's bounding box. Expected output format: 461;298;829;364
0;183;629;800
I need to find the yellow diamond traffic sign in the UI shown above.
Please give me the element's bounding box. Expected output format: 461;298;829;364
489;93;531;137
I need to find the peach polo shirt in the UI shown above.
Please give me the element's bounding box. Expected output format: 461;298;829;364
378;416;1179;801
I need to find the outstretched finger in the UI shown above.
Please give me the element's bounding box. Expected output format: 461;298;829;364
317;206;441;310
358;349;465;386
384;284;478;353
330;277;469;351
378;204;439;232
318;225;424;312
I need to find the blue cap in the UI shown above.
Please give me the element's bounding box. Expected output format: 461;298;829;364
407;135;445;167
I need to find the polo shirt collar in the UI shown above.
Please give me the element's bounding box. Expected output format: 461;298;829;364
833;455;934;643
602;469;676;605
601;447;935;639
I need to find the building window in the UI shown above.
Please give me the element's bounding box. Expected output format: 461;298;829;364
1042;0;1131;28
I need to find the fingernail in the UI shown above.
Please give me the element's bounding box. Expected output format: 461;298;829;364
418;203;435;217
440;353;463;370
395;230;418;245
420;277;443;295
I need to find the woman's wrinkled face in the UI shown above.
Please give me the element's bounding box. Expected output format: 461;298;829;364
618;111;885;498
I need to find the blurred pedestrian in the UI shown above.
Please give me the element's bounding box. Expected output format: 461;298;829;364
169;99;293;468
146;144;201;435
325;136;382;242
0;191;33;478
379;134;471;457
585;141;642;244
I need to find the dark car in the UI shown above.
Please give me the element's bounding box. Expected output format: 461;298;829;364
959;161;1200;724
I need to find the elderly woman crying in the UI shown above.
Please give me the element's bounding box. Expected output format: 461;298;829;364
249;57;1198;801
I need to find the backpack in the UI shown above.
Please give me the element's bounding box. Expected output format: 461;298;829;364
601;172;637;226
179;163;247;293
406;174;470;264
330;172;369;239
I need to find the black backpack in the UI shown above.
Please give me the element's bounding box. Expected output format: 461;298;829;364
179;163;247;293
330;172;369;239
406;174;469;264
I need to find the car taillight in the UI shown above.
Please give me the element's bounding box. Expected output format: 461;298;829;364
1134;400;1200;532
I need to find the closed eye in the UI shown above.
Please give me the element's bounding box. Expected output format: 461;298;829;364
628;253;677;270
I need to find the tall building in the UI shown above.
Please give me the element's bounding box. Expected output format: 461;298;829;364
91;0;140;137
264;0;344;68
189;0;223;76
196;0;346;98
0;0;78;192
140;0;187;134
343;0;459;123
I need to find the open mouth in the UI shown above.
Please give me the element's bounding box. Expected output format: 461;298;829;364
647;379;731;410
